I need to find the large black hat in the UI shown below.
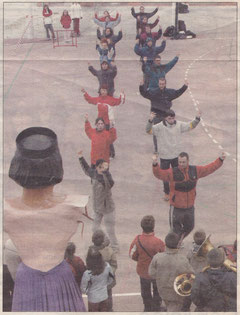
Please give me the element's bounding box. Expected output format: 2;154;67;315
9;127;63;189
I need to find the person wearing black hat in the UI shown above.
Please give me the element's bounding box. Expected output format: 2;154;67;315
191;248;237;312
88;60;117;96
4;127;87;311
146;109;201;200
149;232;194;312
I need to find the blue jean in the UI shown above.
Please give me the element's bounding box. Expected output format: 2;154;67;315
44;24;55;39
140;277;162;311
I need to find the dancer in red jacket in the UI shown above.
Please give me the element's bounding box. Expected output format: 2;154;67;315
95;11;119;22
152;151;226;242
60;10;72;42
85;114;117;167
81;87;125;126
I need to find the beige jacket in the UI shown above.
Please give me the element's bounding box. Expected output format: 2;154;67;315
148;247;194;302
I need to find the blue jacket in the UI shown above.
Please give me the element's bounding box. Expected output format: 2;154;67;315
143;56;179;89
134;41;166;64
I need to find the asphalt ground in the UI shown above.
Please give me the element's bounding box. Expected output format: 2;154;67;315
3;3;237;313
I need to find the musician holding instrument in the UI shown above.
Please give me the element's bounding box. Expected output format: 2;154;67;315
148;232;194;312
191;248;237;312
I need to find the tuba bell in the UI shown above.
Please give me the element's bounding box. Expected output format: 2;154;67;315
196;234;214;256
174;273;195;296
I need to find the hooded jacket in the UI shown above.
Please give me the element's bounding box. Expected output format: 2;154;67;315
60;14;71;29
152;158;223;209
134;40;166;63
85;121;117;165
191;268;237;312
88;64;117;96
139;84;187;116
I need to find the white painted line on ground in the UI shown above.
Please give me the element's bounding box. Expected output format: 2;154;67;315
225;152;231;156
213;139;218;144
219;145;223;150
233;158;236;162
83;293;141;298
208;134;213;138
204;128;209;132
201;121;205;126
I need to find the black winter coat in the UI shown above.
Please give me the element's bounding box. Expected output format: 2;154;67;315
191;268;237;312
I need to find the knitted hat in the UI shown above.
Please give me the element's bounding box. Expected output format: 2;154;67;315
207;248;225;268
141;215;155;233
165;232;179;249
9;127;63;189
193;229;206;245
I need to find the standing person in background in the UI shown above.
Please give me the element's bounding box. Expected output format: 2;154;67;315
64;242;86;287
70;2;83;37
42;4;55;40
129;215;165;312
90;230;118;311
60;10;72;43
81;247;114;312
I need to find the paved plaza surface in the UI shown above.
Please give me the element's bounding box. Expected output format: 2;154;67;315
3;3;237;312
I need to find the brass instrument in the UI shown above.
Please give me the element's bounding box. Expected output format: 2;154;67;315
198;235;237;273
174;273;195;296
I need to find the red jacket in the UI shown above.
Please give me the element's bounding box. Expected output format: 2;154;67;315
95;13;119;22
43;8;53;17
85;121;117;164
153;158;223;209
129;232;165;279
60;15;72;28
83;93;123;124
66;255;86;286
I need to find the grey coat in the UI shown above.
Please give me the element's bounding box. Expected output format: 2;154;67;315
148;247;194;302
79;157;115;214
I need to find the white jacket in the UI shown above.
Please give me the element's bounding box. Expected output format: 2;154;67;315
70;3;83;19
152;118;200;159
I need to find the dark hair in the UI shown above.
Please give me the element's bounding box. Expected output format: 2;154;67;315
101;60;109;66
178;152;189;160
9;127;63;189
193;229;206;245
86;247;105;275
64;242;76;261
165;110;175;117
142;15;148;20
100;84;108;90
95;117;105;125
96;159;105;167
154;55;161;60
92;229;105;246
159;77;166;83
141;215;155;233
165;232;180;249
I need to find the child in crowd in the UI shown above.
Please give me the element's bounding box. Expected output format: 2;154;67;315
60;10;72;42
90;229;117;311
96;39;115;64
64;242;86;287
81;247;114;312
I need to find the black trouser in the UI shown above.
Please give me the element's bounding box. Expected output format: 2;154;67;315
169;205;195;240
44;24;55;39
160;158;178;195
140;277;162;311
152;114;164;152
106;124;115;157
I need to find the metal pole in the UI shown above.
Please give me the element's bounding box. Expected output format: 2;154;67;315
175;2;179;37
